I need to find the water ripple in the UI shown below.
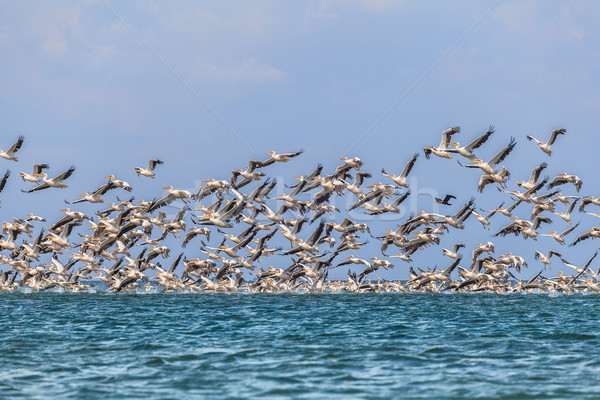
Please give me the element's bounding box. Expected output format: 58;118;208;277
0;293;599;398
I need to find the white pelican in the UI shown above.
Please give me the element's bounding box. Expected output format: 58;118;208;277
0;135;24;161
478;167;510;192
259;150;304;167
442;243;465;259
381;153;419;188
527;128;565;156
516;162;547;190
554;199;579;224
447;125;494;161
22;166;75;193
548;173;583;192
104;175;133;191
459;137;516;175
0;170;9;206
70;180;117;204
19;164;49;183
423;126;459;159
534;250;561;270
134;159;163;178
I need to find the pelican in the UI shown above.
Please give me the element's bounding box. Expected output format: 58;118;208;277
69;180;117;204
381;153;419;188
442;243;465;259
19;164;49;183
477;167;510;192
104;175;133;191
22;166;75;193
534;250;561;270
259;150;304;167
0;170;9;206
548;173;583;193
516;162;547;191
0;135;24;161
527;128;565;156
554;199;579;224
423;126;459;159
134;159;163;178
447;125;494;161
459;137;516;175
152;186;194;209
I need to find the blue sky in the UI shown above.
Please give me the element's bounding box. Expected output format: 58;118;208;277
1;1;599;279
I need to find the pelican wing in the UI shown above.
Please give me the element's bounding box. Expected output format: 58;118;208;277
32;163;50;175
547;175;569;190
400;153;419;178
493;222;522;237
560;222;579;237
0;170;10;193
464;125;494;152
147;159;164;171
487;137;516;168
548;128;566;145
7;135;24;155
53;166;76;182
22;182;51;193
439;126;460;149
527;162;548;186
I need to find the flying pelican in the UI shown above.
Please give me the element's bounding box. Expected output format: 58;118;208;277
516;162;547;190
134;159;163;178
22;166;75;193
548;173;583;193
447;125;494;161
0;135;24;162
19;164;49;183
554;199;579;224
458;137;516;175
478;167;510;192
0;170;9;207
534;250;561;270
527;128;565;156
69;180;117;204
442;243;465;259
259;150;304;167
381;153;419;188
424;126;460;159
104;175;133;192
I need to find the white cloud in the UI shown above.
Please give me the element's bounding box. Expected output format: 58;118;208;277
195;58;291;85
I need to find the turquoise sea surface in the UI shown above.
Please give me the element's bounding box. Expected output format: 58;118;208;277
1;292;599;399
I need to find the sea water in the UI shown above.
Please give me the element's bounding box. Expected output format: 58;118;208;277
1;292;599;399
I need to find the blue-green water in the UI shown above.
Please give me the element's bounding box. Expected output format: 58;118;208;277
1;293;599;399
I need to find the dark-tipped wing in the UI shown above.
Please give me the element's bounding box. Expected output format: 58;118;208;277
8;135;24;154
148;159;164;171
400;153;419;178
0;170;10;193
464;125;494;152
488;137;516;167
548;129;566;145
54;166;76;182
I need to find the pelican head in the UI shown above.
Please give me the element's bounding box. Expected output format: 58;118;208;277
266;151;275;156
104;175;115;180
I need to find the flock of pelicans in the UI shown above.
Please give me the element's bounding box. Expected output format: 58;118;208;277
0;128;600;294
